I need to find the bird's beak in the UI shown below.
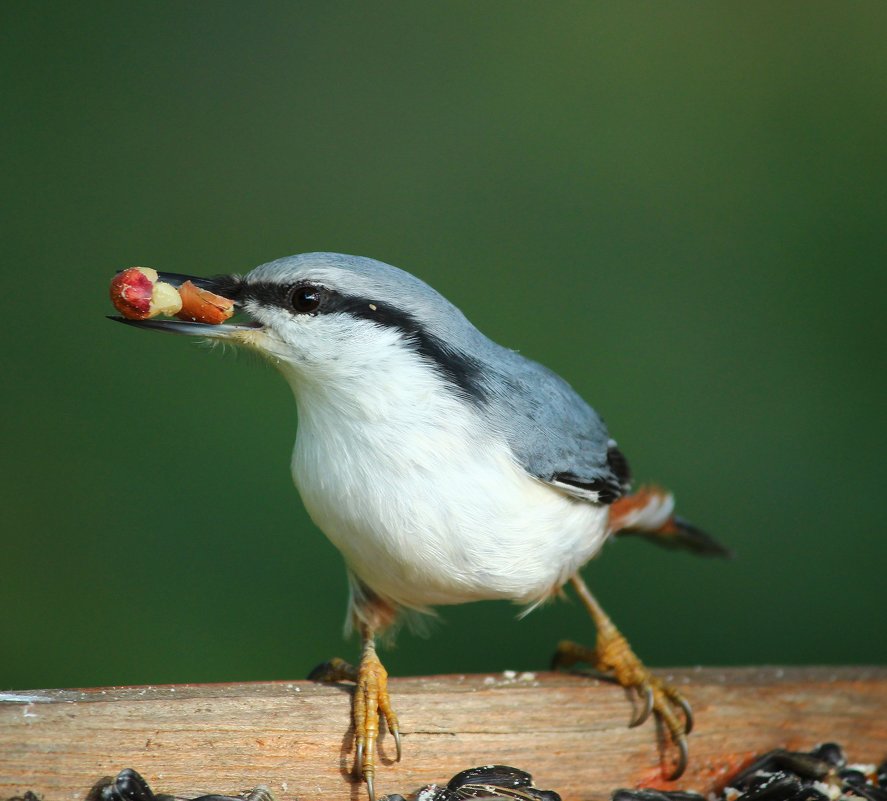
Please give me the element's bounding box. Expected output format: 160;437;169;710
107;271;263;341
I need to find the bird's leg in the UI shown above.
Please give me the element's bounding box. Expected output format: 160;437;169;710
308;624;401;801
352;627;401;801
552;573;693;780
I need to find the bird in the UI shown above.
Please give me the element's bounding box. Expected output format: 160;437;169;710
111;252;729;800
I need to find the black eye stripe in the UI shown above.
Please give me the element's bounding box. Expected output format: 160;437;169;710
328;292;489;404
240;279;488;404
241;281;382;319
240;280;291;308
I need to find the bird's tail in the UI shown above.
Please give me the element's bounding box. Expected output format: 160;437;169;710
608;485;733;558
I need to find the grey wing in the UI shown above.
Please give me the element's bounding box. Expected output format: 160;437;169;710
488;355;631;504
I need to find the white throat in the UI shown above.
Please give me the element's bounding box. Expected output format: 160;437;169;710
278;332;609;615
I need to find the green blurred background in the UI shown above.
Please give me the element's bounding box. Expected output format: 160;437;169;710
2;2;885;692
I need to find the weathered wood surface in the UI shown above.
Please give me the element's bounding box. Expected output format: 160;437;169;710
2;668;885;801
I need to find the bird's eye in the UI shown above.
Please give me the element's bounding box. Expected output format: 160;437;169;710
290;285;323;314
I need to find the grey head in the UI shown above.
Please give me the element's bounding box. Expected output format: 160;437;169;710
116;252;630;504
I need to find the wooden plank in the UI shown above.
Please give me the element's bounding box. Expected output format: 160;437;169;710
1;668;885;801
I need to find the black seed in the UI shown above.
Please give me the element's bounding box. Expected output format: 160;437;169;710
103;770;156;801
739;772;803;801
808;743;846;769
840;770;869;787
787;789;830;801
613;792;663;801
844;785;887;801
776;753;832;781
410;788;452;801
731;751;788;788
530;791;563;801
448;766;533;791
613;791;705;801
731;750;831;788
190;796;256;801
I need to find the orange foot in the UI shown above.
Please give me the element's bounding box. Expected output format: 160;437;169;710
553;632;693;780
309;648;401;801
553;574;694;780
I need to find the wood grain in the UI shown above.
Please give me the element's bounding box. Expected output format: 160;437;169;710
1;668;885;801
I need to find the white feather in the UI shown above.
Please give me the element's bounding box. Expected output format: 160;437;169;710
613;491;674;531
252;309;609;617
234;297;610;627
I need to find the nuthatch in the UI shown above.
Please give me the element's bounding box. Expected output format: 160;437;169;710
113;252;729;799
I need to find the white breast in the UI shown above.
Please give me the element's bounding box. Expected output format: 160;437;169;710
281;336;609;614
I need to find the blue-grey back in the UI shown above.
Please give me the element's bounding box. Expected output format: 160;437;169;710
247;253;624;500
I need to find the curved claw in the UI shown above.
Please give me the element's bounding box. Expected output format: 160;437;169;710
308;657;357;683
391;725;402;762
558;578;694;783
666;735;689;781
355;741;364;776
366;773;375;801
677;694;694;735
630;684;654;727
